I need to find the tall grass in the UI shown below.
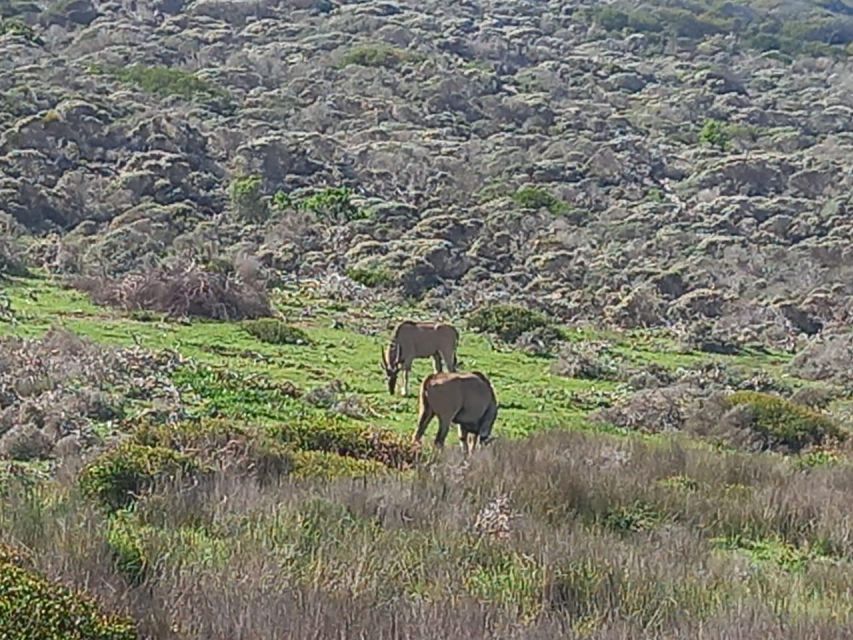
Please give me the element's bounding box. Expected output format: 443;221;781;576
1;429;851;638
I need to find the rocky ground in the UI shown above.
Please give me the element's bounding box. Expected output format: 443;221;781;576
1;0;852;350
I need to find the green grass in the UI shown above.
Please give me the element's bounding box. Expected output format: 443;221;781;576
1;274;804;443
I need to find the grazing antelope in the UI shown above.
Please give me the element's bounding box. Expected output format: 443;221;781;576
380;321;459;396
413;371;498;455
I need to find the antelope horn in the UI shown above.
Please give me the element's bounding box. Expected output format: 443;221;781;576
380;345;388;369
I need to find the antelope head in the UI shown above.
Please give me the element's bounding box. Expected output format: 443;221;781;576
380;342;402;395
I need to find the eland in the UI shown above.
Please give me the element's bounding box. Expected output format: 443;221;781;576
380;321;459;396
413;371;498;455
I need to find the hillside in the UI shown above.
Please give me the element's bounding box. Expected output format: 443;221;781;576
1;0;852;349
1;0;853;637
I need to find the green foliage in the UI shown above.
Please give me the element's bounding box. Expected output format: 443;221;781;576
91;64;232;109
345;266;396;288
712;534;826;572
586;1;851;57
0;18;42;44
726;391;845;452
699;119;730;150
339;43;419;68
105;510;152;584
278;186;367;224
657;474;699;492
171;364;303;421
242;318;311;345
229;174;267;223
0;546;137;639
468;304;557;343
131;418;294;480
463;545;542;620
270;417;417;469
78;443;199;511
512;186;571;216
602;500;663;533
291;450;390;480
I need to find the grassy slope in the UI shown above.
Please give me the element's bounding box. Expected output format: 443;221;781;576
3;275;853;636
2;274;798;439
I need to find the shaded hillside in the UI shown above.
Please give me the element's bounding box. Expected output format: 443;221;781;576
0;0;852;349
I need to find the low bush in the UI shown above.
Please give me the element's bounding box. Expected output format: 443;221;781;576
72;260;272;321
271;417;418;469
242;318;311;345
132;418;294;481
78;443;199;511
511;186;571;216
0;544;137;639
725;391;845;453
291;450;389;480
345;266;396;288
468;304;557;344
91;64;232;111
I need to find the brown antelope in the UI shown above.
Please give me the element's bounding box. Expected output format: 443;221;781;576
413;371;498;455
380;321;459;396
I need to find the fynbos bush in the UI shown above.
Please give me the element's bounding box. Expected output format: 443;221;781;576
468;304;557;343
242;319;311;345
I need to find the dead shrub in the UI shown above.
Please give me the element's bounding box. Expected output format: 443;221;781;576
71;259;272;321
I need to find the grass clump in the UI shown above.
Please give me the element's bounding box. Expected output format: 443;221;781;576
512;186;571;216
242;318;311;345
0;544;137;639
468;304;557;343
291;450;390;480
726;391;845;453
78;443;199;511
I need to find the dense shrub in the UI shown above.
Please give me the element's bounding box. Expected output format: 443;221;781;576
699;119;730;151
242;318;311;345
511;186;570;216
725;391;845;453
276;186;367;224
291;450;390;480
132;418;294;480
79;443;199;511
468;304;557;343
345;266;396;288
72;260;272;321
0;544;137;639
